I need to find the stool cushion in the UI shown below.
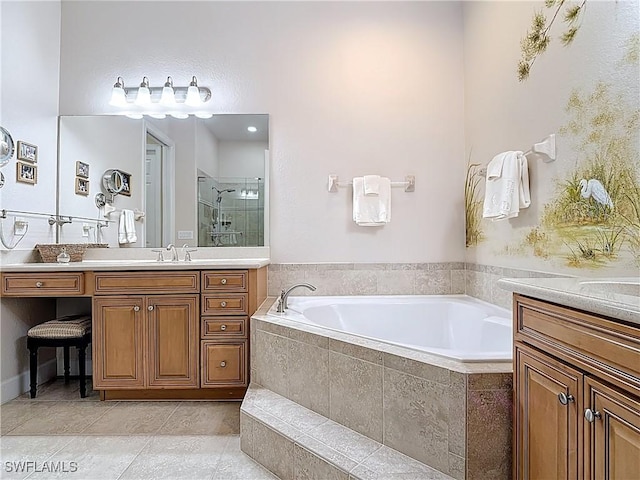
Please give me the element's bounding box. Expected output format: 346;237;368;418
28;315;91;339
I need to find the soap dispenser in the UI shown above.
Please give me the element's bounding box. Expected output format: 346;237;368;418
56;247;71;263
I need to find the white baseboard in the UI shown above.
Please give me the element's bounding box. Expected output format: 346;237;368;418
0;359;58;404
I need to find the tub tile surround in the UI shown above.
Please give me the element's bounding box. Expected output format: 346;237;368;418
249;299;513;480
241;384;455;480
268;262;566;310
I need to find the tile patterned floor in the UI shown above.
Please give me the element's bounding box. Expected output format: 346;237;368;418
0;379;276;480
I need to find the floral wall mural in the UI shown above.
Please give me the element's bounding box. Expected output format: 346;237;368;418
464;1;639;276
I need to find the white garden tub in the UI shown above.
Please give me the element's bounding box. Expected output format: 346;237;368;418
268;295;512;362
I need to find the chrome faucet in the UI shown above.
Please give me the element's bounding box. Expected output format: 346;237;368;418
182;244;197;262
277;283;316;312
166;243;179;261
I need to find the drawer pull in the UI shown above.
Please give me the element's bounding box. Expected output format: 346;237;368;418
148;305;154;311
133;306;140;312
220;301;227;307
35;281;43;288
220;361;227;368
220;324;227;331
221;278;227;285
585;409;601;423
558;393;574;405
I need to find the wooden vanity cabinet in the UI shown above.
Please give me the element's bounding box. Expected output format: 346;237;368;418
513;294;640;480
92;271;200;390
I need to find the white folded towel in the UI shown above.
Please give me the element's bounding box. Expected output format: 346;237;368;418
118;209;138;244
353;176;391;226
363;175;381;196
483;151;530;220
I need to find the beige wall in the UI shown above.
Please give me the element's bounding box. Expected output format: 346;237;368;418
0;1;62;401
58;1;467;264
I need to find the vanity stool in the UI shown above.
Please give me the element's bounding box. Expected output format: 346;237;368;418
26;315;92;399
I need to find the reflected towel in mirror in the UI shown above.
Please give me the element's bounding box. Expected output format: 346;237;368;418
118;209;137;244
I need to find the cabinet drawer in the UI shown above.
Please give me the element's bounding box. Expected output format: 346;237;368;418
515;295;640;384
201;271;248;292
201;341;247;387
202;316;247;339
93;271;199;295
2;273;85;296
202;293;248;315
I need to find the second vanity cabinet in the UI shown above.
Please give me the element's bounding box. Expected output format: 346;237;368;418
513;294;640;479
92;271;200;390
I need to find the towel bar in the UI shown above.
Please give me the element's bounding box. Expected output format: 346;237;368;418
328;175;415;193
478;134;556;177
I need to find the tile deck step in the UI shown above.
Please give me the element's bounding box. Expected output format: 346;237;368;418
241;383;454;480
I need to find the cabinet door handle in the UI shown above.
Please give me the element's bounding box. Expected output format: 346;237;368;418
133;306;140;312
35;281;43;288
584;409;601;423
220;361;227;368
558;393;575;405
220;278;227;285
148;305;154;311
220;301;227;307
220;324;227;331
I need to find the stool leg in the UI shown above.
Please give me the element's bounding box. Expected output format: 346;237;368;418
63;346;70;384
78;345;87;398
28;345;38;399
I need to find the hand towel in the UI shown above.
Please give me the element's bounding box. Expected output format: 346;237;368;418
353;176;391;226
483;151;530;221
118;209;138;244
363;175;381;196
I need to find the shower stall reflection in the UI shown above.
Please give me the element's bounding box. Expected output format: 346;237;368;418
198;177;265;247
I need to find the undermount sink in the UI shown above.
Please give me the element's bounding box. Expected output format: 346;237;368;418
82;259;159;264
578;278;640;297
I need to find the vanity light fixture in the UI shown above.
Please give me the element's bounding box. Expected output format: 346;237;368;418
135;77;152;106
160;77;176;106
109;77;127;107
185;76;202;106
247;126;258;133
109;75;212;117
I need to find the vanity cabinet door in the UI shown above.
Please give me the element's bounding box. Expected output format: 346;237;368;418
146;295;199;388
584;377;640;480
93;296;145;388
515;345;583;480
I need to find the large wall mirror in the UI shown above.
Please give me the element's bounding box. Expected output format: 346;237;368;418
58;114;269;248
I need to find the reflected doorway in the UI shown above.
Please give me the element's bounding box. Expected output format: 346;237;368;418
144;124;175;248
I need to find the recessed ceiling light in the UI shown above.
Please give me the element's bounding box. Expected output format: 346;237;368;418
247;126;257;133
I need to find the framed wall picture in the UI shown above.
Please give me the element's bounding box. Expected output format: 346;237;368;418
16;141;38;163
75;177;89;195
75;161;89;178
16;161;37;184
120;171;131;196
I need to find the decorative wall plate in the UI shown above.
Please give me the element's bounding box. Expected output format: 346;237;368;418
0;126;15;168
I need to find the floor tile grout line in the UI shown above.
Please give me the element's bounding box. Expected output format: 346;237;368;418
19;434;79;480
114;434;156;480
150;401;182;436
74;399;122;435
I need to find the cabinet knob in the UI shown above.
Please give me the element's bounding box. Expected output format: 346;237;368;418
35;281;43;288
584;409;601;423
220;324;227;331
221;278;227;285
148;305;154;311
558;392;575;405
133;306;140;312
220;301;227;307
220;361;227;368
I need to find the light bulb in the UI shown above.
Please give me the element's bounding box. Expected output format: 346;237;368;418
170;112;189;119
247;126;257;133
135;76;151;106
160;76;176;106
109;77;127;107
125;113;143;119
195;112;212;119
148;113;166;119
185;76;201;106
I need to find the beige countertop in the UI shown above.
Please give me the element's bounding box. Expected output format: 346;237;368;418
498;276;640;325
0;258;270;272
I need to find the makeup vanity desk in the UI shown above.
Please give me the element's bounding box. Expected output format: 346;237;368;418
1;258;269;401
